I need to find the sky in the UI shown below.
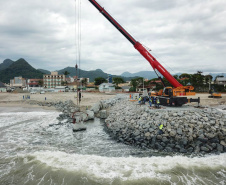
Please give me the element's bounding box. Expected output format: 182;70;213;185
0;0;226;75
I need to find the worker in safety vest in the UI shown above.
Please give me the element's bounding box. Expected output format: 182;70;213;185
149;96;152;107
153;97;156;107
138;96;142;104
156;98;160;108
159;123;163;135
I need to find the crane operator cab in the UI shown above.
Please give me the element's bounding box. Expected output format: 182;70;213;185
162;87;173;97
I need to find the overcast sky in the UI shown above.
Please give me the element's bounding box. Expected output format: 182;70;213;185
0;0;225;75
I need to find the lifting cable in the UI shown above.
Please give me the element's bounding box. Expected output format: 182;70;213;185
75;0;82;105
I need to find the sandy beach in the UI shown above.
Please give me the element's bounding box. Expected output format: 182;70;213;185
0;92;225;111
0;92;116;111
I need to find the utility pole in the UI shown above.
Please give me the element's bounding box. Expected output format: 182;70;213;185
143;78;144;94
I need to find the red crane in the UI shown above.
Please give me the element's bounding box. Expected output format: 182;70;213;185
88;0;200;106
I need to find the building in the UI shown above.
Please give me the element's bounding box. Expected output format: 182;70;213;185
0;81;7;92
216;77;226;86
27;79;43;88
43;72;65;89
137;84;156;92
121;86;131;92
67;82;78;91
99;83;115;92
10;76;27;88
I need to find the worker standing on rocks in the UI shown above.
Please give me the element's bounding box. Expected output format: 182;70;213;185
153;97;157;107
159;123;163;134
138;96;142;104
157;98;160;108
149;96;152;107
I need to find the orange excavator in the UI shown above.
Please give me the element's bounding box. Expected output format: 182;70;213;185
88;0;200;106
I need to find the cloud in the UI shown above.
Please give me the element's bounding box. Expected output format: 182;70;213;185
0;0;225;76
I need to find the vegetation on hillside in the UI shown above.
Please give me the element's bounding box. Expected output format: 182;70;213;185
0;58;44;83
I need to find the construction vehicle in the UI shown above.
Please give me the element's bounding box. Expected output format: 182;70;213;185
88;0;200;106
208;88;222;98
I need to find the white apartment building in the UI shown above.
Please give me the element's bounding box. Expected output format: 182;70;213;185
43;72;65;89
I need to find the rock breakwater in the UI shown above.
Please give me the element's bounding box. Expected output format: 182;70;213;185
105;100;226;154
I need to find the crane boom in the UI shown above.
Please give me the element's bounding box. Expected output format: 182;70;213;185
88;0;183;88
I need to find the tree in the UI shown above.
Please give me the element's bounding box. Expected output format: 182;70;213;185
94;77;107;85
38;80;43;87
190;71;205;92
204;75;213;85
63;71;70;76
179;73;191;79
81;78;88;86
130;77;143;91
113;77;125;87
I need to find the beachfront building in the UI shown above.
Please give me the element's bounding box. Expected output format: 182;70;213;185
27;79;43;88
43;72;65;89
10;76;27;88
99;83;115;92
216;77;226;86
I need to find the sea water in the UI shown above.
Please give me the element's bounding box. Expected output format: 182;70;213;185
0;108;225;185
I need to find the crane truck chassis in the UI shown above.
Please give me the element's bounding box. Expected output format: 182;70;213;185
88;0;200;106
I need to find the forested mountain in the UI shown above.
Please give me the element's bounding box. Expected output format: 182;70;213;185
37;69;51;74
0;58;44;83
0;59;14;71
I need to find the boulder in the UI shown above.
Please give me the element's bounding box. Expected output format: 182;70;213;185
86;110;95;120
100;110;107;119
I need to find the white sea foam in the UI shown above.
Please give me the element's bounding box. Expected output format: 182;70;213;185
0;111;59;128
27;151;226;181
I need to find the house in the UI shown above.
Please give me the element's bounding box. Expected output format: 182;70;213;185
27;79;43;88
216;77;226;86
67;82;78;91
10;76;27;88
137;84;156;93
0;81;6;92
121;86;131;92
99;83;115;92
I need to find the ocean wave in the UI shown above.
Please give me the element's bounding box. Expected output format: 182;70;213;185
22;151;226;184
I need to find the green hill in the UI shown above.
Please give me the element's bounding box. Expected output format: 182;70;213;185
0;58;44;83
58;67;108;82
37;69;51;74
0;59;14;71
57;67;137;82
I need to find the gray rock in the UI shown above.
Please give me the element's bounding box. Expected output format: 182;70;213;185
177;128;183;135
217;144;223;152
200;146;210;152
86;110;95;120
100;110;107;119
134;130;140;136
